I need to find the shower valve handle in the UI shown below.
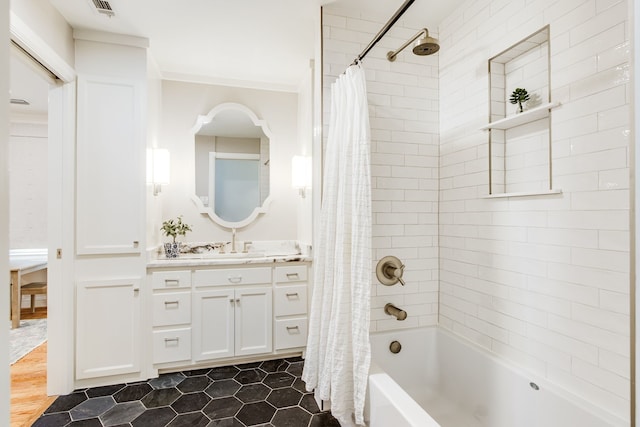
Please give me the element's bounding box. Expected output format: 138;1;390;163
385;263;405;286
376;256;406;286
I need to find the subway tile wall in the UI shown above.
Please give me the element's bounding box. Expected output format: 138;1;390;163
322;7;440;332
439;0;630;421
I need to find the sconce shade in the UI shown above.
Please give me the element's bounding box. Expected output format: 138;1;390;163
152;148;170;185
291;155;312;189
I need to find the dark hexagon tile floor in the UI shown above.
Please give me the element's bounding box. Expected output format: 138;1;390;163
33;358;340;427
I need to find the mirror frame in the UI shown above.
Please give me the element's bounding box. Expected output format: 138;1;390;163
190;102;273;228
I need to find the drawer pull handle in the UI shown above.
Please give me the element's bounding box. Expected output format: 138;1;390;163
286;293;299;298
164;279;180;286
164;300;179;307
164;337;180;343
228;275;242;283
286;273;300;280
286;326;300;331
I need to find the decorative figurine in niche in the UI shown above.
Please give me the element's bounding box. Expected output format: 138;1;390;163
510;88;530;113
161;215;192;258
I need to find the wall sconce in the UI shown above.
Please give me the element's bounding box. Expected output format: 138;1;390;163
147;148;170;196
291;155;312;198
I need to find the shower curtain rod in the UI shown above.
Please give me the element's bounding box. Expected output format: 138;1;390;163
350;0;415;65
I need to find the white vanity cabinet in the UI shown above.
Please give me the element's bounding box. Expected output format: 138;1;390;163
76;75;144;255
273;265;309;350
192;267;272;361
148;261;309;372
151;270;192;365
192;286;273;361
76;278;141;380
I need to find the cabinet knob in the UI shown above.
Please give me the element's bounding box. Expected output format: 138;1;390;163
286;273;300;280
285;293;299;298
228;275;242;283
164;300;179;307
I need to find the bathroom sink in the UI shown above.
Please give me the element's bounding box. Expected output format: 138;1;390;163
179;252;266;260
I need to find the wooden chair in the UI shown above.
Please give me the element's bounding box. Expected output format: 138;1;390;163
21;281;47;313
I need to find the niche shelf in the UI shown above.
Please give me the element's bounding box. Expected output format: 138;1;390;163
482;189;562;199
481;101;560;130
484;25;561;197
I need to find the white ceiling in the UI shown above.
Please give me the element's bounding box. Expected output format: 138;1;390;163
10;0;465;117
49;0;319;91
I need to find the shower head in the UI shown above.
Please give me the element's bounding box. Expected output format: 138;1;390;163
387;28;440;62
412;34;440;56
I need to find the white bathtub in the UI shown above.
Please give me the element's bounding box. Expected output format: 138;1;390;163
368;327;625;427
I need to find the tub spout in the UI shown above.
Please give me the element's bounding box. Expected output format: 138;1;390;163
384;303;407;321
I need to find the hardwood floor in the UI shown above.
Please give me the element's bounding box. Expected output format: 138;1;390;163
10;307;55;427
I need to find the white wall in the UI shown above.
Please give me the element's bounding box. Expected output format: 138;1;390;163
323;7;440;332
9;121;47;249
146;56;164;250
296;63;314;246
439;0;630;422
158;80;300;244
9;0;74;67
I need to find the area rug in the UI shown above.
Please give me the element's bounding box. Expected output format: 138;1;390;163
10;318;47;365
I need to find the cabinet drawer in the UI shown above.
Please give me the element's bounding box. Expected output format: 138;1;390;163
274;285;307;317
274;265;308;283
153;292;191;326
193;267;271;287
275;317;308;350
151;270;191;290
153;328;191;364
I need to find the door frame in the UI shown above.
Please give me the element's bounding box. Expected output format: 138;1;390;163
10;11;76;395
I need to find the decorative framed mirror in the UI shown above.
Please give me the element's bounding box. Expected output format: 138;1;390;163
191;103;272;228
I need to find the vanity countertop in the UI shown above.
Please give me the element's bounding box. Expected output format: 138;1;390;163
147;240;312;269
147;254;312;269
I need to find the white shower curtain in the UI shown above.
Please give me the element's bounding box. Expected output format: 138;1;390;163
302;64;372;427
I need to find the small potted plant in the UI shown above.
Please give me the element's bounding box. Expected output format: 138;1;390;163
510;88;530;113
161;216;192;258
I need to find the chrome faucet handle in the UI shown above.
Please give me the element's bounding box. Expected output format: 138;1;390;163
243;241;253;254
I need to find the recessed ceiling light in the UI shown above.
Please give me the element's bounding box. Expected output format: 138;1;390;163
10;98;30;105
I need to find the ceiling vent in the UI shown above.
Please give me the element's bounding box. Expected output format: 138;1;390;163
90;0;115;17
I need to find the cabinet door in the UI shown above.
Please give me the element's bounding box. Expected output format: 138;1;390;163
76;278;140;379
192;288;234;361
76;75;143;255
235;287;272;356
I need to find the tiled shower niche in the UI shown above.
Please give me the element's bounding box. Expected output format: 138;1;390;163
483;25;561;197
